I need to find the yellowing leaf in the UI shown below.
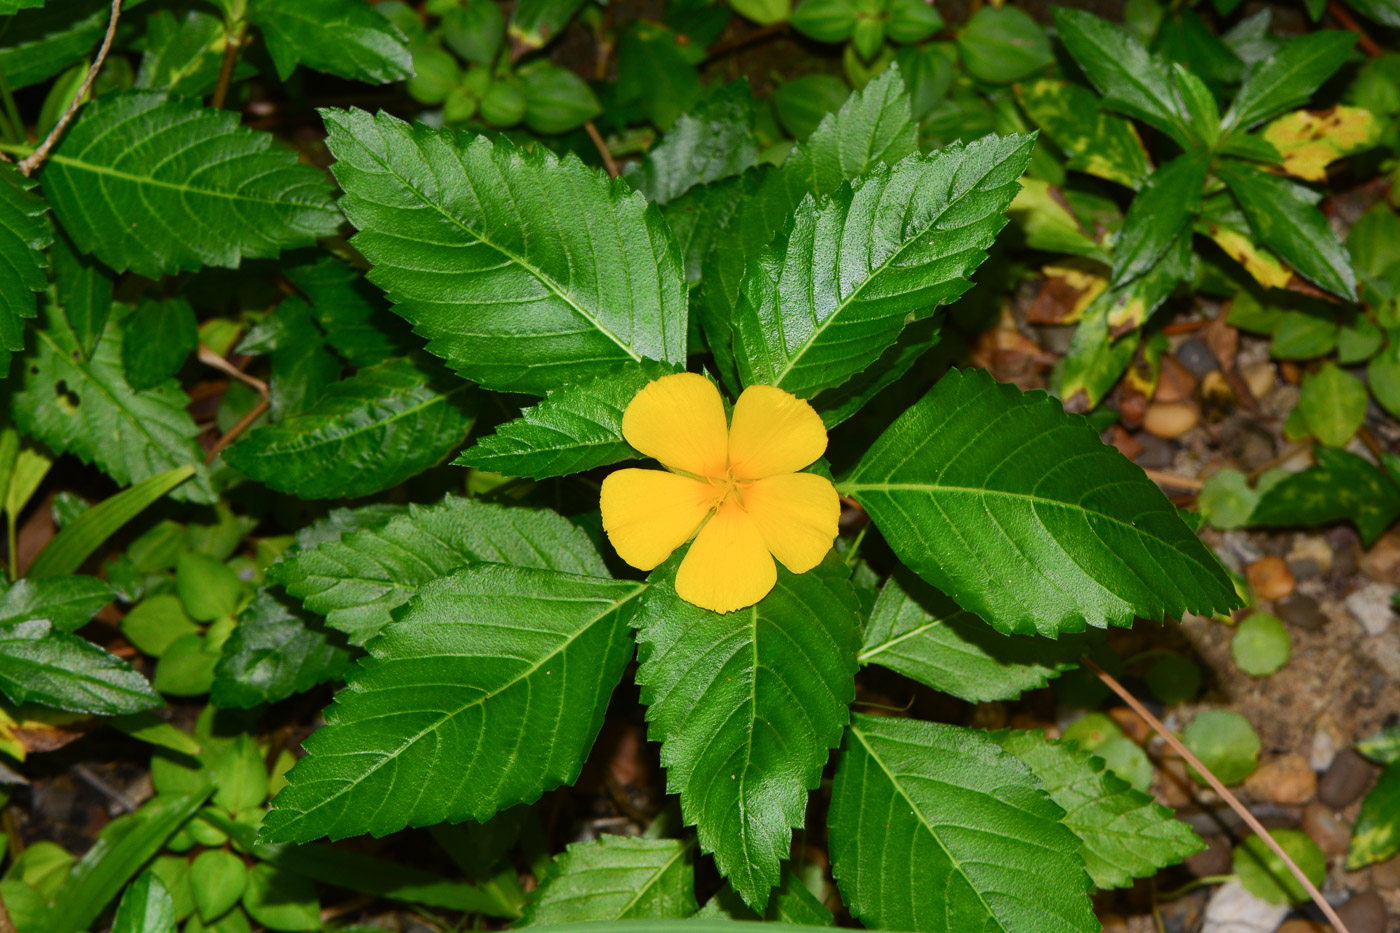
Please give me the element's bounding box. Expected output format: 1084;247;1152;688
1009;178;1109;262
1030;261;1110;324
0;701;89;761
1204;225;1294;289
1261;106;1382;182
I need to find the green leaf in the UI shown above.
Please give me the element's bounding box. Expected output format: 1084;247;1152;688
957;6;1053;84
1249;446;1400;545
122;594;199;658
1270;309;1340;359
1223;31;1358;132
50;231;112;361
225;356;476;499
457;360;678;479
696;868;832;925
627;84;760;205
1014;78;1150;189
859;569;1087;702
1358;724;1400;765
0;620;159;716
28;466;198;580
0;575;114;632
734;134;1034;398
283;256;415;366
41;92;341;278
509;0;588;50
811;316;941;427
1217;162;1356;300
320;108;687;394
261;565;645;843
1297;362;1367;446
1183;709;1260;786
0;0;48;13
0;0;108;90
1198;468;1258;530
1112;152;1208;285
1346;0;1400;25
136;9;232;98
240;296;341;419
212;588;355;710
994;730;1204;889
191;850;247;924
829;715;1097;933
518;61;602;135
772;75;852;140
616;22;702;130
1231;611;1290;676
1234;829;1327;905
112;873;177;933
633;555;860;908
521;836;697;925
1052;9;1192;147
841;369;1240;636
1348;766;1400;869
248;0;413;83
0;162;51;375
122;299;199;392
270;496;607;645
242;864;320;932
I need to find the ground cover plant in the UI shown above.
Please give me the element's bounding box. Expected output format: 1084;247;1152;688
0;0;1397;931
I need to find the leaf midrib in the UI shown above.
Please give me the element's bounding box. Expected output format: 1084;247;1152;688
44;151;338;212
616;838;697;918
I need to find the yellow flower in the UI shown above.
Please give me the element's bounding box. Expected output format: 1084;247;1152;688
600;373;840;614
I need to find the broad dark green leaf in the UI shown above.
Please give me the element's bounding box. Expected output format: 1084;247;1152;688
510;0;588;50
261;565;645;843
0;0;47;12
320;108;687;395
249;0;413;83
811;317;941;427
0;575;114;632
1052;9;1192;147
1217;162;1356;300
211;588;355;709
1348;766;1400;869
994;730;1204;889
695;868;834;925
270;496;608;645
626;83;760;205
616;22;702;130
0;0;107;90
50;231;112;361
1112;152;1208;286
41;92;341;278
841;368;1241;636
829;715;1097;933
860;570;1087;702
1346;0;1400;25
1249;446;1400;545
458;360;677;478
1223;31;1358;131
112;873;176;933
122;298;198;392
957;6;1054;84
633;555;860;908
284;256;416;366
225;356;476;499
136;9;234;97
734;134;1034;398
240;296;341;419
0;620;161;716
522;836;697;925
1014;78;1150;189
13;303;213;504
659;175;747;285
0;162;51;375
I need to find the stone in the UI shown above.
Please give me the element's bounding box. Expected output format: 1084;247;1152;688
1135;432;1178;469
1144;401;1200;439
1310;714;1344;771
1276;921;1329;933
1225;418;1280;472
1334;891;1388;933
1277;594;1329;632
1186;835;1234;878
1177;337;1220;377
1288;536;1334;575
1201;879;1291;933
1245;754;1318;805
1249;555;1297;601
1242;362;1278;401
1318;748;1380;809
1360;530;1400;583
1371;853;1400;891
1346;582;1396;636
1301;801;1351;856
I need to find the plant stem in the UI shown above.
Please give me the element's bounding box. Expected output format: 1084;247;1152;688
211;23;249;109
584;120;620;177
6;513;15;582
1083;658;1352;933
1328;0;1383;57
0;66;23;148
206;398;269;464
1157;874;1234;901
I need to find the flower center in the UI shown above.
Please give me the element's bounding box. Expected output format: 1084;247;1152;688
706;471;753;510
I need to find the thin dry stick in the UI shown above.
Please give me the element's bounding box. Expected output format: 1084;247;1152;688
1327;0;1383;57
16;0;120;176
1140;468;1205;491
206;397;269;464
1083;658;1352;933
584;120;620;177
197;343;269;397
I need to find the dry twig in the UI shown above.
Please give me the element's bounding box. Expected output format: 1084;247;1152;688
584;120;620;177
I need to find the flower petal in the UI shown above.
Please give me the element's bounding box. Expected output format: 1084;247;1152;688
621;373;729;477
676;500;776;613
601;468;716;571
728;384;827;479
741;472;841;573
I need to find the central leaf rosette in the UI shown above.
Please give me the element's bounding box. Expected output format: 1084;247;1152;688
601;373;840;613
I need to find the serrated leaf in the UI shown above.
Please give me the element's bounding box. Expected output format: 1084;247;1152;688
859;570;1087;702
994;730;1204;889
261;565;645;844
841;368;1240;636
319;108;687;395
812;316;941;427
12;302;213;504
0;0;107;90
522;836;697;925
457;360;678;479
733;134;1034;398
40;92;341;278
626;83;760;205
1217;161;1356;300
0;619;161;716
829;715;1097;933
270;496;608;644
0;162;51;375
633;554;860;908
249;0;413;84
1249;446;1400;545
659;175;747;285
1052;9;1193;148
211;588;355;709
695;868;834;925
283;255;416;366
224;356;477;499
1223;31;1358;132
0;575;114;632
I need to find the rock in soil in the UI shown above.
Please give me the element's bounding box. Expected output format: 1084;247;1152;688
1317;748;1380;809
1186;835;1234;877
1249;555;1297;601
1277;594;1330;632
1345;582;1396;636
1177;337;1221;377
1300;801;1351;856
1201;880;1291;933
1360;531;1400;583
1145;401;1201;438
1134;432;1178;469
1245;754;1317;805
1334;891;1388;933
1371;853;1400;891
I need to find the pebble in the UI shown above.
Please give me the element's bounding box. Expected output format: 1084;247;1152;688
1249;555;1297;601
1135;433;1178;469
1318;748;1380;808
1242;361;1278;401
1359;530;1400;583
1177;337;1220;377
1145;401;1200;438
1300;801;1352;856
1310;714;1344;771
1201;879;1291;933
1276;593;1329;632
1288;536;1334;575
1225;417;1280;472
1245;754;1318;805
1334;891;1388;933
1371;853;1400;891
1276;921;1328;933
1345;582;1396;636
1186;835;1234;877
